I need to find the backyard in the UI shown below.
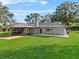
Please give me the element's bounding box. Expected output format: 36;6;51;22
0;31;79;59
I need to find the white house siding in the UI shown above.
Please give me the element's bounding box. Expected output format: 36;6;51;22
34;28;53;34
53;27;67;35
41;28;46;34
42;28;53;34
34;27;66;35
33;27;69;37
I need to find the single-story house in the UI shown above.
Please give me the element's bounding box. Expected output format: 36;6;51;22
10;22;69;37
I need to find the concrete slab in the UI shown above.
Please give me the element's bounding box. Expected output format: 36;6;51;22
0;36;24;40
34;34;69;37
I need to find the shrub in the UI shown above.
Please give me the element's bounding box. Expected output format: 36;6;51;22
0;32;10;37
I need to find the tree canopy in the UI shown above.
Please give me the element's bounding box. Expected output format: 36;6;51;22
25;13;43;23
51;1;79;26
0;2;14;31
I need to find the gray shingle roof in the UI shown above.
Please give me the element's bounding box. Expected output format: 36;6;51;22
11;22;67;28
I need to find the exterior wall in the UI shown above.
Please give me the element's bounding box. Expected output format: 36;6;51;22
42;28;53;34
34;28;53;34
11;27;67;36
40;28;46;34
53;27;67;35
34;28;40;34
33;27;67;35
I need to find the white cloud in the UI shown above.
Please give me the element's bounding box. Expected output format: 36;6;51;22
0;0;37;5
9;9;53;22
39;0;48;5
0;0;48;5
10;9;53;16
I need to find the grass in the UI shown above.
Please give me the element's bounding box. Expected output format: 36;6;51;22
0;31;79;59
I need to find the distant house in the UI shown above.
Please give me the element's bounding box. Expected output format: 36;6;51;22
10;22;69;37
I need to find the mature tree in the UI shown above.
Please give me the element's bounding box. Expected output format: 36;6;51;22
51;2;79;26
25;15;31;22
0;2;14;31
30;13;40;22
40;16;45;23
25;13;43;26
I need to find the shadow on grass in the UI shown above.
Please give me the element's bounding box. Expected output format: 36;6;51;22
76;32;79;33
72;31;79;33
0;44;79;59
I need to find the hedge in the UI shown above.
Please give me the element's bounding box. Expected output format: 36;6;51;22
0;32;10;37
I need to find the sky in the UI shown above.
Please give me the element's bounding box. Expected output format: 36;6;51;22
0;0;79;22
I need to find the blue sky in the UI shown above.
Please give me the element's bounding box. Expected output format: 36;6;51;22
0;0;79;22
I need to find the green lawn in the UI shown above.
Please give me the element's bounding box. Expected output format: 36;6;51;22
0;31;79;59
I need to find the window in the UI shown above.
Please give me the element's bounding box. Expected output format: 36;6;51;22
46;29;52;34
